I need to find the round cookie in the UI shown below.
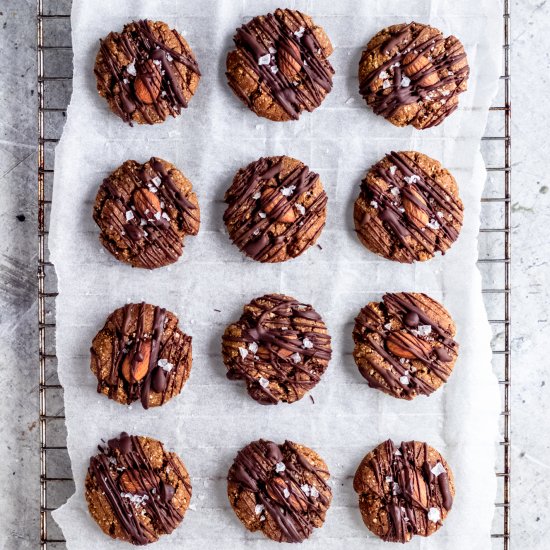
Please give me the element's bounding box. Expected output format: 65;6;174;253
222;294;332;404
85;432;192;545
358;22;469;129
353;439;455;543
224;156;327;263
90;302;192;409
94;19;200;125
227;439;332;543
226;8;334;121
93;157;200;269
353;151;464;263
352;292;459;400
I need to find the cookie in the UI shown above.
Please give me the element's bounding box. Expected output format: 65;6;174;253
353;292;458;399
353;151;464;263
226;9;334;121
93;157;200;269
223;156;327;263
222;294;332;404
227;439;332;543
353;439;455;543
358;22;469;129
85;432;192;545
90;302;192;409
94;19;200;125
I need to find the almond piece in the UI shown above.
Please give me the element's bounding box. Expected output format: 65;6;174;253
403;186;429;228
403;53;439;87
410;470;429;508
261;188;296;224
134;60;162;104
134;188;161;219
121;341;152;383
119;470;157;493
386;330;432;360
266;476;289;504
278;38;302;80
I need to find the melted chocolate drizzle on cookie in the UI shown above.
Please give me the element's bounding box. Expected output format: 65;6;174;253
90;302;191;409
355;439;453;543
95;157;199;269
353;293;458;399
227;9;334;120
359;23;469;128
88;433;191;545
95;20;200;125
228;439;331;543
356;151;463;262
223;294;332;404
224;157;327;262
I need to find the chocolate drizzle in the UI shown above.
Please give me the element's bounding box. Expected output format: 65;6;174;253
354;151;464;263
226;9;334;120
228;439;332;543
94;157;200;269
90;302;192;409
223;156;327;262
95;19;200;125
359;22;469;129
354;439;453;543
353;292;458;399
222;294;332;404
86;433;191;545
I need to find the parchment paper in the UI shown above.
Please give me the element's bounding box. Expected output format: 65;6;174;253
50;0;502;548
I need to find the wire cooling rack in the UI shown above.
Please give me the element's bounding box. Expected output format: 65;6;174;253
37;1;511;547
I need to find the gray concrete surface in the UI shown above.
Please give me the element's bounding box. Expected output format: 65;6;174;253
0;0;548;548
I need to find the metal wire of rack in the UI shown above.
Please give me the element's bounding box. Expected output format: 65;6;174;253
37;1;511;548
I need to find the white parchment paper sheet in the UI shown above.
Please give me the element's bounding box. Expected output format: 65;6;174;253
50;0;502;548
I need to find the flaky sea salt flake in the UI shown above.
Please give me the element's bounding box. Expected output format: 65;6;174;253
248;342;259;353
158;358;174;372
404;175;420;185
275;462;286;473
239;347;249;359
259;377;269;388
431;462;446;477
125;210;134;221
126;60;137;76
258;54;271;65
280;185;296;197
428;507;441;522
302;337;313;349
290;352;301;364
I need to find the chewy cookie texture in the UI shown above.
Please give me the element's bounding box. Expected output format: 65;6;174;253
353;292;459;399
90;302;192;409
93;157;200;269
94;19;201;125
85;433;192;545
226;8;334;121
359;22;469;129
227;439;332;542
353;439;455;543
354;150;464;263
222;294;332;404
224;155;327;263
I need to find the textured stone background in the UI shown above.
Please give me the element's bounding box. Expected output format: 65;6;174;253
0;0;548;548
